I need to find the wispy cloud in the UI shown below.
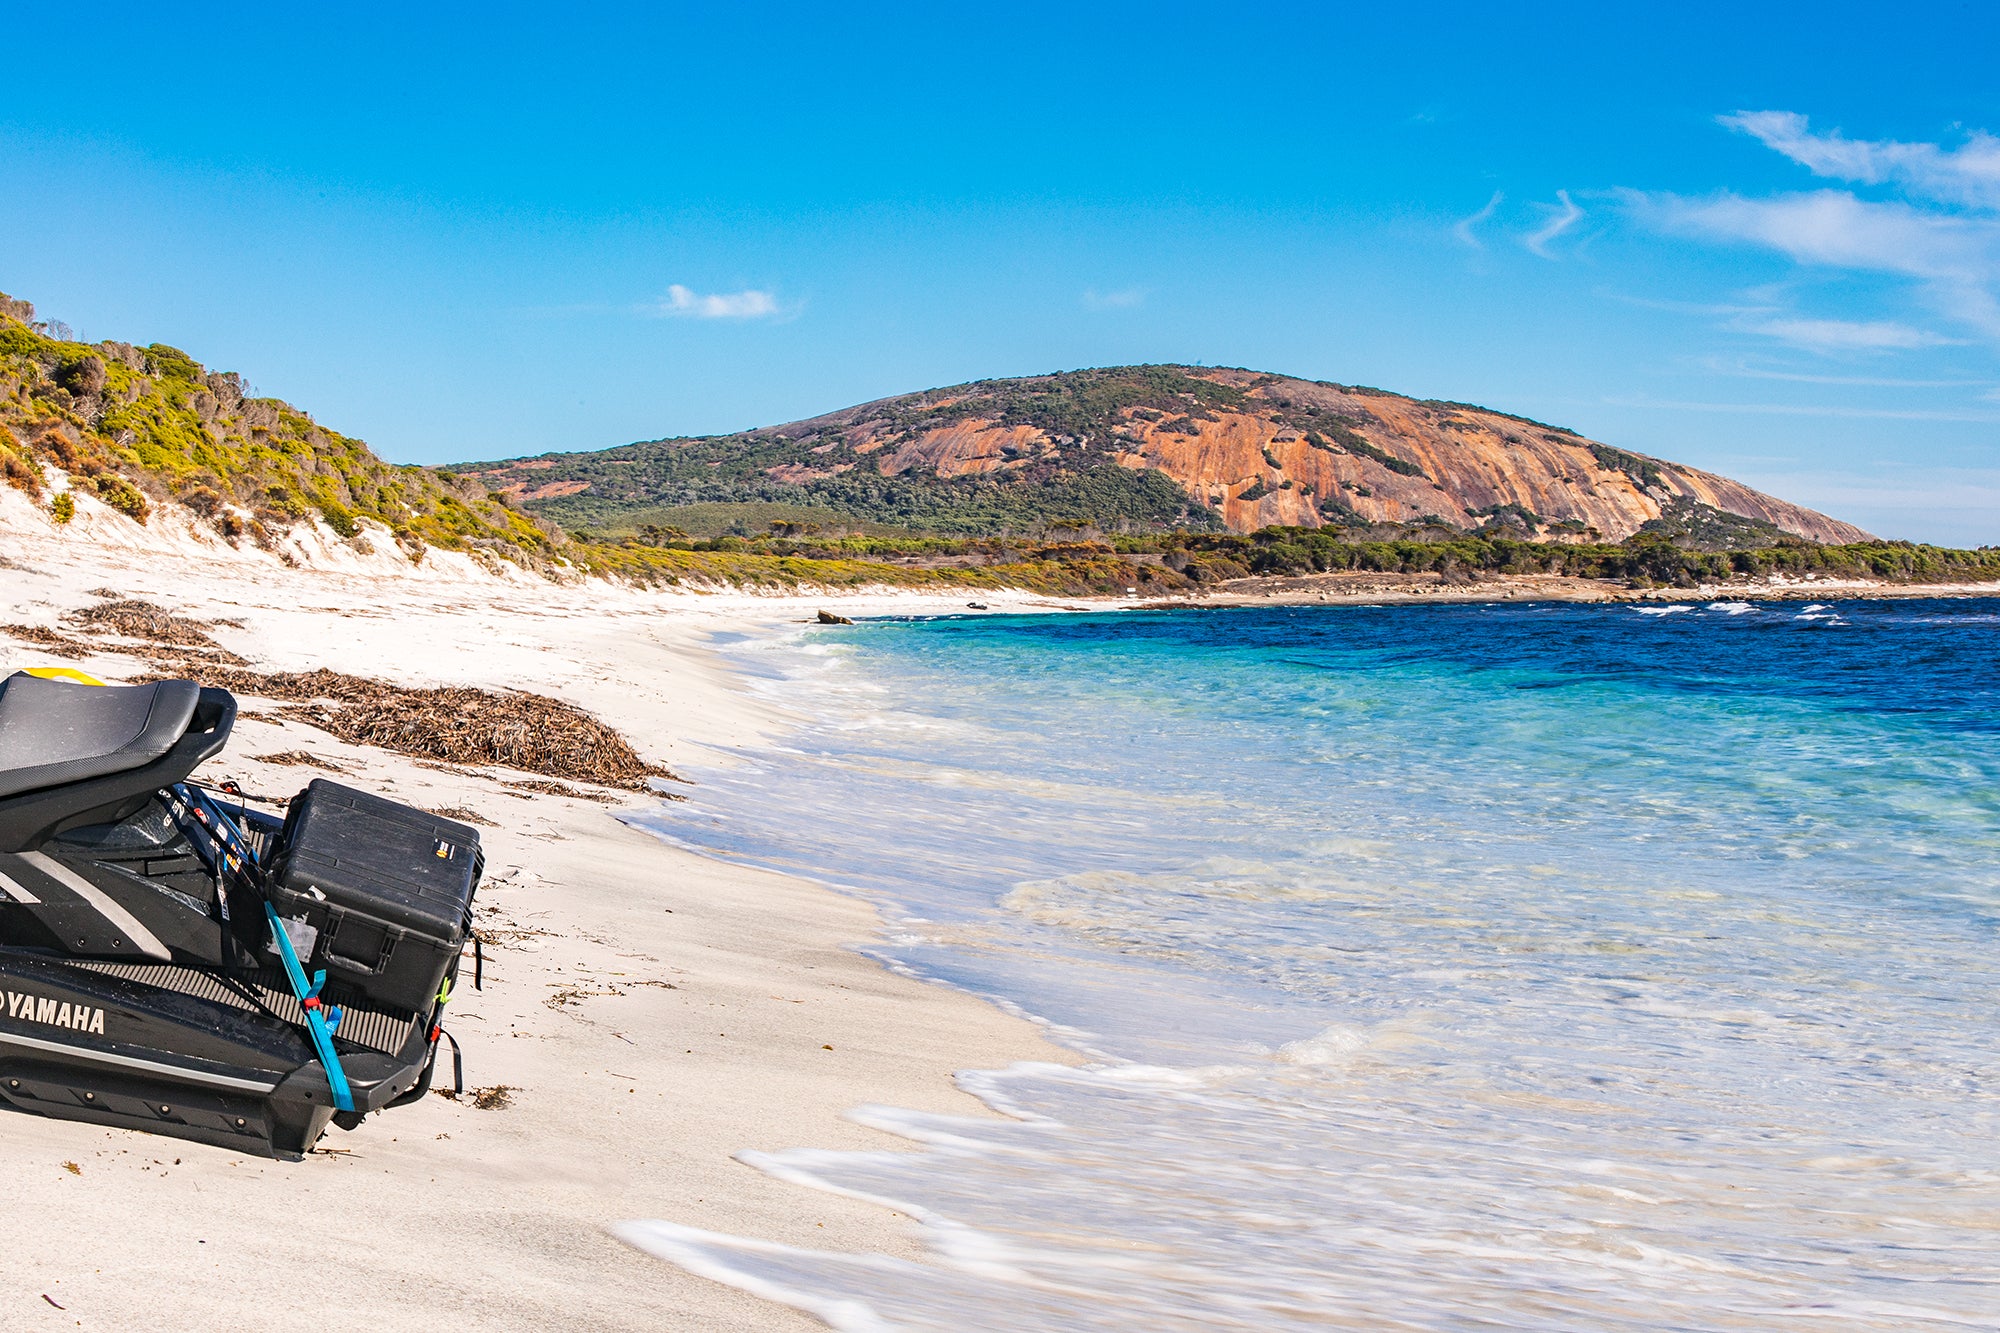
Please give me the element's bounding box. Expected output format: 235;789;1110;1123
1695;358;1990;389
647;284;783;319
1524;191;1583;258
1721;110;2000;212
1608;282;1959;353
1752;472;2000;544
1599;287;1767;318
1453;190;1503;249
1647;188;2000;338
1739;316;1956;352
1648;190;1989;282
1081;287;1146;311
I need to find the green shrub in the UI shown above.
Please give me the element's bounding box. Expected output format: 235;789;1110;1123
142;344;204;382
0;442;42;495
92;474;148;522
50;491;74;524
53;354;106;398
1588;443;1665;491
317;500;360;538
264;485;313;520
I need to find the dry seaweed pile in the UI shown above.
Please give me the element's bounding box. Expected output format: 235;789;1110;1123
425;805;496;827
1;624;89;659
309;688;675;792
250;750;344;771
65;598;247;664
143;663;678;792
506;778;616;803
157;665;365;702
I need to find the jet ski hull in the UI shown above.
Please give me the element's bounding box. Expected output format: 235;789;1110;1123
0;951;443;1156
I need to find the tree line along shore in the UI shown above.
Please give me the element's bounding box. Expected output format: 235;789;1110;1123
571;525;2000;597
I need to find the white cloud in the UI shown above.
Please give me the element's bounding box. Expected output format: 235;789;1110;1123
1739;316;1955;352
1636;184;2000;341
1611;279;1958;354
1452;190;1503;249
1651;190;1988;282
651;284;782;319
1721;111;2000;212
1081;287;1146;310
1524;190;1583;258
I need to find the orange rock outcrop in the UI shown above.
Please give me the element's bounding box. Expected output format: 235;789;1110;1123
847;372;1869;543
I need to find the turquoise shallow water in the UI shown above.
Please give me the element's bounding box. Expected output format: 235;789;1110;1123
624;600;2000;1330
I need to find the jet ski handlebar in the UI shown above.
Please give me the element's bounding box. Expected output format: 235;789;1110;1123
181;686;238;771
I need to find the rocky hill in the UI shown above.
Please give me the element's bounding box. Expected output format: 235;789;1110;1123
458;366;1871;544
0;292;562;569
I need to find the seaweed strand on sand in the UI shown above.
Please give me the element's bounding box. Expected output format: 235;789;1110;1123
138;663;682;793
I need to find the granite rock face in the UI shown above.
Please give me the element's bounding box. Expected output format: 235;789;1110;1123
466;366;1871;543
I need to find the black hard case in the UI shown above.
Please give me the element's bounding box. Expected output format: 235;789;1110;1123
265;779;481;1013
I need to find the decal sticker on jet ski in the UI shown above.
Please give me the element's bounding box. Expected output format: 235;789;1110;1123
4;991;106;1034
17;851;170;959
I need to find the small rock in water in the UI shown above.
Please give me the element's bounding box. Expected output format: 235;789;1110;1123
816;610;854;625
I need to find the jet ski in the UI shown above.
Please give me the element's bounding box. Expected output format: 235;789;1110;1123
0;668;481;1157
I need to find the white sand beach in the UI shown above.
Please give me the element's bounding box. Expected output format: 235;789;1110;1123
0;524;1079;1331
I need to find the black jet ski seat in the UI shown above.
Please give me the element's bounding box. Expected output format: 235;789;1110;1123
0;672;235;850
0;673;200;797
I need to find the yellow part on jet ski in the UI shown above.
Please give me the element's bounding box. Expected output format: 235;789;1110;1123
19;667;105;685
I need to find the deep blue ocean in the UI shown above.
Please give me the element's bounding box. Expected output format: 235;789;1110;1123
625;599;2000;1330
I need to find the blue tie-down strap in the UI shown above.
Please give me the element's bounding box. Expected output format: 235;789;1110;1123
263;903;354;1113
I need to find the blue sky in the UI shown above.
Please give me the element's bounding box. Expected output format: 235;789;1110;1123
4;2;1998;541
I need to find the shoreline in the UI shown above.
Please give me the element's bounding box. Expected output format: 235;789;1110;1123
1152;569;2000;609
0;548;1074;1331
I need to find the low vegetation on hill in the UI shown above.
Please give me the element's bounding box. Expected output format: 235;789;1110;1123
450;365;1442;535
0;293;560;565
460;368;1236;536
